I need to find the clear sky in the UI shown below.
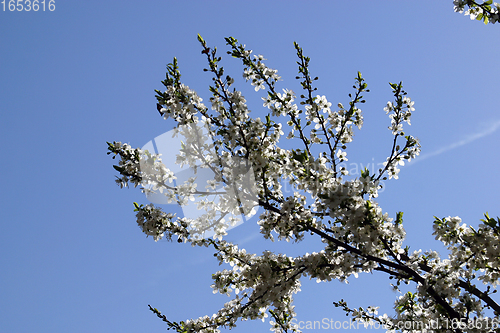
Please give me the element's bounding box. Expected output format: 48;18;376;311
1;1;499;332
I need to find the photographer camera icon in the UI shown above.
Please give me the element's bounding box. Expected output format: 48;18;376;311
139;121;258;240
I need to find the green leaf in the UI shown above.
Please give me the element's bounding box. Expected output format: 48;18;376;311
113;165;124;172
396;212;404;225
360;167;370;178
292;150;309;163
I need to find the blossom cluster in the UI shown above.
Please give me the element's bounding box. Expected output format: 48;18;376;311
433;215;500;286
243;54;281;92
108;35;499;333
454;0;500;24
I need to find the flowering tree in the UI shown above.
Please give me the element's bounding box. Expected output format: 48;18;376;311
454;0;500;24
107;33;500;333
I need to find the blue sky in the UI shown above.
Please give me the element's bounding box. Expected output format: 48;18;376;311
1;1;499;332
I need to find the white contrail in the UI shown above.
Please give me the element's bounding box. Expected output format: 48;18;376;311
411;119;500;164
